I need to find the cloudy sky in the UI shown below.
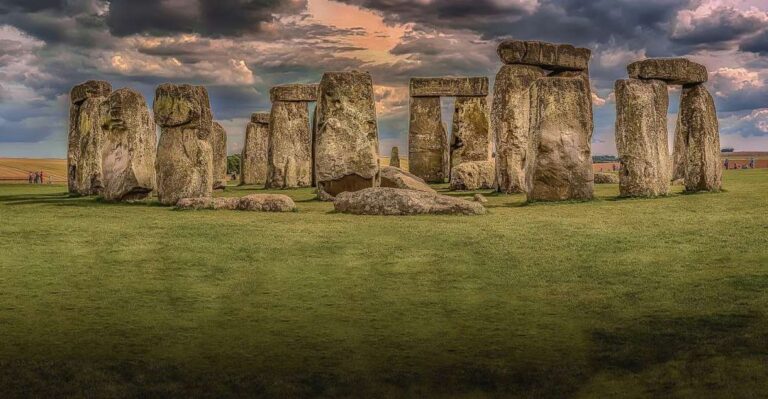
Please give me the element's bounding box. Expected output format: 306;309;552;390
0;0;767;158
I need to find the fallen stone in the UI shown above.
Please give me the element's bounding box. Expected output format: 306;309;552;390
679;84;722;192
154;83;213;205
176;194;296;211
266;101;312;188
100;88;157;201
450;96;490;174
491;64;546;193
240;112;270;185
408;96;448;183
269;84;318;102
450;160;496;191
593;172;619;184
497;40;591;71
526;77;594;201
333;187;486;216
68;80;112;195
211;122;228;190
410;77;489;97
389;146;401;168
473;193;488;203
615;79;671;197
314;71;379;199
627;58;708;85
380;166;436;193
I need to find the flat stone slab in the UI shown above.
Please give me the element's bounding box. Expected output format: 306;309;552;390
497;40;590;71
251;112;270;124
627;58;707;85
176;194;296;212
269;84;318;102
333;187;486;216
410;77;489;97
380;166;436;193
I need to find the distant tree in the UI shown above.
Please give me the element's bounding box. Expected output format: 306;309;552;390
227;155;241;175
593;155;618;163
721;147;735;153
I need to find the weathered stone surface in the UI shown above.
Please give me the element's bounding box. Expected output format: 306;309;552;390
679;84;722;192
491;64;546;193
100;88;157;201
526;77;594;201
671;126;687;181
68;80;112;195
473;193;488;203
408;96;448;183
594;172;619;184
211;122;228;190
333;187;486;216
389;146;400;168
314;71;379;199
266;101;312;188
627;58;708;85
154;84;213;205
240;112;270;185
450;97;490;175
450;160;496;191
410;77;489;97
615;79;671;197
269;84;318;102
380;166;436;193
497;40;591;71
175;194;296;211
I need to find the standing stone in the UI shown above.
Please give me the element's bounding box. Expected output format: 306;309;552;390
68;80;112;195
408;96;448;183
615;79;670;197
266;101;312;188
211;122;228;190
314;71;379;199
526;77;594;201
153;84;213;206
450;96;490;174
491;64;546;193
389;146;401;168
679;84;722;192
100;88;157;201
240;112;269;185
672;127;687;181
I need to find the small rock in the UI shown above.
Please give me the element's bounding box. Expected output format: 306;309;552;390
473;193;488;203
333;187;486;216
239;194;296;212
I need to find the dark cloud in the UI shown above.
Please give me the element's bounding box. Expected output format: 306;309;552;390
740;29;768;54
670;6;766;48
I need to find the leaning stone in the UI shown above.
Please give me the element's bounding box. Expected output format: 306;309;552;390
615;79;671;197
239;194;296;212
333;187;486;216
70;80;112;105
473;193;488;203
594;172;619;184
627;58;708;85
380;166;436;193
450;96;490;174
497;40;591;71
154;83;213;205
269;84;318;102
491;64;546;193
314;71;379;199
679;84;722;192
410;77;489;97
266;101;312;188
100;88;157;201
211;122;228;190
526;77;594;201
389;146;401;168
408;96;448;183
240;112;270;185
450;160;496;191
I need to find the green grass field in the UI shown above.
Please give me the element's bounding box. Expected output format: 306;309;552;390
0;170;767;398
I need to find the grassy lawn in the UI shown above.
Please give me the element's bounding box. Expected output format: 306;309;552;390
0;170;766;398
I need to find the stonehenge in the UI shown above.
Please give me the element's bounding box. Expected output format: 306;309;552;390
211;122;228;190
100;88;157;201
68;80;112;196
408;76;489;183
314;71;379;199
678;84;722;192
266;84;318;189
240;112;270;185
389;146;400;168
153;83;214;206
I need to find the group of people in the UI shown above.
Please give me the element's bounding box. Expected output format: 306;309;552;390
28;171;50;184
723;158;757;170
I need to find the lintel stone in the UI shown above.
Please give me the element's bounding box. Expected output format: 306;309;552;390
269;84;318;102
497;40;591;71
627;58;708;85
410;77;489;97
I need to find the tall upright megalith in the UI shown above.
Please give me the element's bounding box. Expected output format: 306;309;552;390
266;84;317;189
615;79;670;197
211;122;228;190
100;88;157;201
678;84;722;192
68;80;112;196
153;84;213;205
408;96;447;182
314;71;379;199
389;146;401;168
526;77;594;201
450;96;491;172
240;112;269;185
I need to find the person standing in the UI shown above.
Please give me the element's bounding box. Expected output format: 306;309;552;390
724;158;729;170
749;158;755;169
39;171;44;184
28;172;33;184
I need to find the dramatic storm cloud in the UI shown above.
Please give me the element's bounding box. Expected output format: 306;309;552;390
0;0;767;157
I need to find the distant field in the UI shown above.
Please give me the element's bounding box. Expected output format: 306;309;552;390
0;158;67;183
